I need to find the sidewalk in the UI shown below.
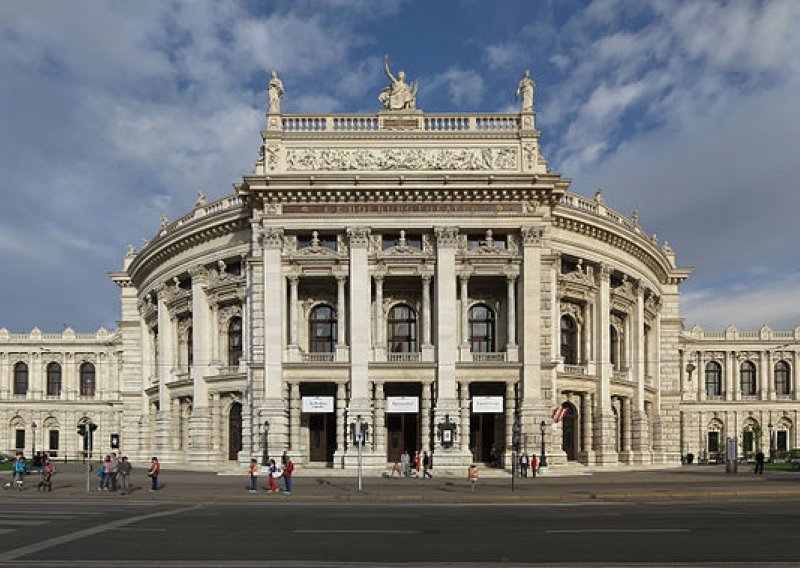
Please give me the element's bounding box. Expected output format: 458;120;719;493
5;463;800;503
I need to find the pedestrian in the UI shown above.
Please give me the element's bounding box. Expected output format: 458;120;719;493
283;455;294;494
248;458;259;493
389;461;402;478
754;450;765;475
530;453;538;478
520;453;529;478
281;451;288;467
99;456;111;491
422;451;433;479
267;458;280;492
117;456;133;495
400;450;410;478
413;451;421;476
12;455;27;488
109;453;120;492
148;457;160;491
38;459;55;491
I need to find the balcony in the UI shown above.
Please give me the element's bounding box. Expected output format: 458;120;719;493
471;352;508;363
301;353;335;363
563;364;587;375
387;352;421;363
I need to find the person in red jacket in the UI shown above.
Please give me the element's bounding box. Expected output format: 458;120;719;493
530;454;538;478
283;456;294;494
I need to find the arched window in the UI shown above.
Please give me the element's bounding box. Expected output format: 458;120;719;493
186;326;193;369
388;304;417;353
469;304;495;353
775;361;791;395
560;315;578;365
228;316;243;367
309;304;337;353
13;362;28;395
705;361;722;397
47;362;62;396
740;361;756;396
80;362;96;397
610;326;620;369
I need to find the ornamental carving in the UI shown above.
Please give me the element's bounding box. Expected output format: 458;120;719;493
520;226;545;247
188;265;210;285
262;228;284;250
558;259;595;290
347;227;371;248
434;227;459;248
285;147;518;172
218;305;242;331
644;291;661;315
559;301;584;325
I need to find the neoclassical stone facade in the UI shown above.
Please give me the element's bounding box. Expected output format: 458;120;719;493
1;71;797;469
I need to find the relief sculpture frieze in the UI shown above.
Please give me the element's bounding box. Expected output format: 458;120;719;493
285;147;518;172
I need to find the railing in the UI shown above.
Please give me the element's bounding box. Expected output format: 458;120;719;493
471;352;507;363
218;366;243;376
563;365;586;375
613;369;630;381
301;353;335;363
276;113;521;133
387;352;421;363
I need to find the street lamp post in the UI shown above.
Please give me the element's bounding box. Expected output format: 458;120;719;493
768;421;775;463
261;420;270;466
31;421;37;458
539;420;548;469
511;415;521;492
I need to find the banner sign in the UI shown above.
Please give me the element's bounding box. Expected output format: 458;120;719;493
386;396;419;414
302;396;334;413
472;396;504;413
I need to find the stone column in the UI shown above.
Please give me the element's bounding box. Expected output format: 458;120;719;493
335;273;348;362
421;382;432;453
518;227;549;459
459;381;471;453
733;351;740;400
793;350;799;401
346;227;375;464
459;272;471;361
290;382;301;456
155;286;175;457
582;302;592;367
620;397;633;463
421;271;434;360
630;284;650;463
762;350;772;401
288;274;300;360
210;392;220;454
724;350;733;401
593;264;617;464
373;382;385;457
697;351;705;401
261;227;288;464
336;382;346;455
434;227;469;465
373;272;386;361
504;381;515;467
505;273;519;361
188;265;213;463
579;393;595;464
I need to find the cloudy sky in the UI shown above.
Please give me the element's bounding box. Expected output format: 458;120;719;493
1;0;799;333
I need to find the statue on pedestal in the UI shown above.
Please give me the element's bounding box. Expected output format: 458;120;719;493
379;55;418;110
515;69;536;113
268;70;284;114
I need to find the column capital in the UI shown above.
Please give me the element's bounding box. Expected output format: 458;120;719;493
287;274;300;285
346;226;371;248
434;226;460;248
520;225;545;247
596;262;611;283
188;265;211;285
262;227;284;250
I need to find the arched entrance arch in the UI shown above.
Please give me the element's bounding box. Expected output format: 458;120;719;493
560;401;579;461
228;402;243;461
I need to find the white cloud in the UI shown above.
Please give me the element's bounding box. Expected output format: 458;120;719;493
425;67;485;109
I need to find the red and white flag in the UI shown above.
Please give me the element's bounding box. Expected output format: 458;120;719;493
552;406;568;423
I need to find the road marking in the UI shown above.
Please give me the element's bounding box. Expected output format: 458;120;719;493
294;529;423;534
0;520;48;526
0;505;201;562
0;529;15;535
546;528;690;534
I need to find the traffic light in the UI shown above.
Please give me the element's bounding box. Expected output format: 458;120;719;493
77;424;86;437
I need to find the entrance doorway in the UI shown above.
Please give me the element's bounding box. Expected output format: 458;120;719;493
470;414;502;464
308;413;336;462
561;402;579;461
228;402;242;461
387;414;418;463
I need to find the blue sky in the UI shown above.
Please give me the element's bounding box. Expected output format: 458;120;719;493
1;0;799;332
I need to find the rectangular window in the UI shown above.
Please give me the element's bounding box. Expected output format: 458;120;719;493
743;431;754;454
777;431;788;452
49;430;60;454
708;431;719;453
15;429;25;450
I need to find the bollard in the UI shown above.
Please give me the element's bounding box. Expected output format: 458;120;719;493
468;464;478;492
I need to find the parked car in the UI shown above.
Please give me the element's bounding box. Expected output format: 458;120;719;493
0;454;14;464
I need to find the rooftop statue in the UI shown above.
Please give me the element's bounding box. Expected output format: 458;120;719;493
515;69;536;113
268;70;284;114
379;55;418;111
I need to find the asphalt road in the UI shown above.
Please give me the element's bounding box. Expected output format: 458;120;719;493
0;498;797;566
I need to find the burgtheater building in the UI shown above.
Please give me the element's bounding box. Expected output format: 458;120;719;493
1;66;799;470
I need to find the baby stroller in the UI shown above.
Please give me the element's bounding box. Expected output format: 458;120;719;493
4;471;24;491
